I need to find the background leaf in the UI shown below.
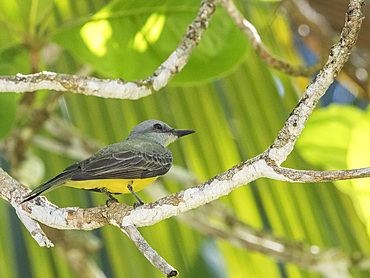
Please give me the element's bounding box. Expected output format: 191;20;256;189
296;105;364;170
297;105;370;240
52;0;249;83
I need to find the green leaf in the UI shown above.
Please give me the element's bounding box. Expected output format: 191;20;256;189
296;105;363;170
346;109;370;235
171;6;249;85
297;104;370;239
0;0;54;39
52;0;249;84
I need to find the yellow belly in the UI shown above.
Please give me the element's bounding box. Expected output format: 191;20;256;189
64;177;158;194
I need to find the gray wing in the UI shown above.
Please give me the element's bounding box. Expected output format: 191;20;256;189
69;148;173;181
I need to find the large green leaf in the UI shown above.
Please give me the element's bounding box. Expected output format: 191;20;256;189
52;0;249;84
297;105;370;239
296;105;363;170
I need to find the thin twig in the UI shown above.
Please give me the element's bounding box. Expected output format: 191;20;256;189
221;0;325;76
121;226;178;277
268;166;370;182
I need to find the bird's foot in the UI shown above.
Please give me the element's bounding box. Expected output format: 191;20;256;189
100;187;119;207
127;183;144;209
106;196;119;207
133;201;144;209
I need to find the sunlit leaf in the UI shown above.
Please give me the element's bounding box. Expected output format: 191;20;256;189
53;0;249;84
296;105;363;170
347;109;370;235
297;104;370;239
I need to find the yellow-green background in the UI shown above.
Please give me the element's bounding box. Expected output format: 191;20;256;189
0;0;369;277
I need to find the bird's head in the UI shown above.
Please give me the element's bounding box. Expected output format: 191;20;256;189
126;120;195;147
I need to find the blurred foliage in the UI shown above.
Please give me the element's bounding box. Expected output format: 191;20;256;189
0;0;369;278
297;105;370;239
0;93;16;140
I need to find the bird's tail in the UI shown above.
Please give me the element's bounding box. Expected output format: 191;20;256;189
21;171;74;203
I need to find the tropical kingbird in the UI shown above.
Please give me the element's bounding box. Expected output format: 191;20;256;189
22;120;195;206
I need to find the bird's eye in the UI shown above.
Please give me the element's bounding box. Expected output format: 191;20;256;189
154;123;162;130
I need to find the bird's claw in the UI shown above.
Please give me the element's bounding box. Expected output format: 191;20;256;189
133;201;144;209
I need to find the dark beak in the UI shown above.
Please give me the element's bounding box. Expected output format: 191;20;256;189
173;129;196;138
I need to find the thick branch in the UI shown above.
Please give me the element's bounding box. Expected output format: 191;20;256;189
265;0;364;165
0;1;366;276
1;0;365;232
0;0;220;100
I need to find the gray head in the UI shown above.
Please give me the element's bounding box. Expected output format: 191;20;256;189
126;120;195;147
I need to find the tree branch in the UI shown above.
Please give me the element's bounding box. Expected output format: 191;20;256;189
269;166;370;182
182;203;370;278
221;0;326;76
0;166;54;247
15;207;54;247
264;0;364;165
0;0;220;100
121;226;178;277
0;0;366;276
148;179;370;278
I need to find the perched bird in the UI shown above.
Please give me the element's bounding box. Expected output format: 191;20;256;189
22;120;195;207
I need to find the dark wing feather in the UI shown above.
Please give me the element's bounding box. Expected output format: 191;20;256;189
70;149;173;181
